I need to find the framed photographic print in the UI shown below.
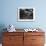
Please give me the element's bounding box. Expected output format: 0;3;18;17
17;7;35;21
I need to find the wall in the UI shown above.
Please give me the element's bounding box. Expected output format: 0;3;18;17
0;0;46;30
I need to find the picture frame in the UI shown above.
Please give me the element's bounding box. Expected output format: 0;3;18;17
17;7;35;21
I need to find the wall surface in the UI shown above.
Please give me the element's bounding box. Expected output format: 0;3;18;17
0;0;46;31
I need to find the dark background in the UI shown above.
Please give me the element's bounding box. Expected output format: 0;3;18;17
20;9;33;19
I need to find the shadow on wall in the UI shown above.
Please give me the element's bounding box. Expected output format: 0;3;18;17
0;24;7;43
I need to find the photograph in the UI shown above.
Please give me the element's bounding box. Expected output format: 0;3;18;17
0;0;45;46
18;7;35;21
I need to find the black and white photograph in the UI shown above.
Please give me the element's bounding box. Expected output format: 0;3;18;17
18;7;35;21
